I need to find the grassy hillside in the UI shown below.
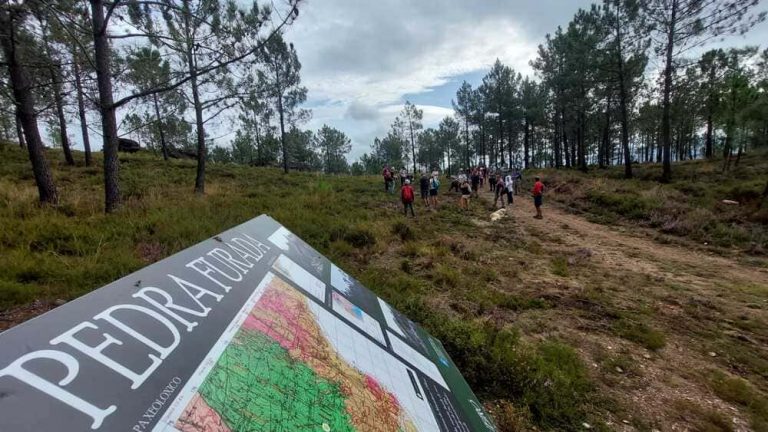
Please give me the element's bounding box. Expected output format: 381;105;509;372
543;152;768;254
2;143;767;431
0;144;596;430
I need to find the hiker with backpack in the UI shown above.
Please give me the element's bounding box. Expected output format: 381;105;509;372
401;179;416;217
493;176;506;208
419;172;430;207
429;171;440;208
532;175;544;219
383;166;394;193
489;170;497;193
470;169;481;198
459;178;472;210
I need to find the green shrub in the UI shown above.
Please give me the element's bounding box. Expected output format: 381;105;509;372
551;256;569;277
710;371;768;430
342;227;377;248
612;319;666;350
391;220;415;241
423;316;594;429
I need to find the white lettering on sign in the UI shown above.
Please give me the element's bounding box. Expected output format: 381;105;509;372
51;321;162;390
186;257;237;292
208;248;250;275
0;229;273;429
0;350;117;429
95;304;181;361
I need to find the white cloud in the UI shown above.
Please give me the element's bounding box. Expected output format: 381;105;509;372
284;0;576;160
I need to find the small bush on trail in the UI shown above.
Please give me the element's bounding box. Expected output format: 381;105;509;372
421;315;594;429
343;227;377;248
710;372;768;430
612;318;666;350
392;220;415;241
551;256;570;277
672;399;734;432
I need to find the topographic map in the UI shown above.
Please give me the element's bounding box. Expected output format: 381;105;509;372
169;274;439;432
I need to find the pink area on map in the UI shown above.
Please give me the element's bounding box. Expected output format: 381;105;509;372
175;394;232;432
242;284;320;363
365;375;401;410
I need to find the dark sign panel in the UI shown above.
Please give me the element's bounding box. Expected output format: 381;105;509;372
0;215;497;432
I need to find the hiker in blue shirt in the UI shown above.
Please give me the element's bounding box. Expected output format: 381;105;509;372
429;171;440;209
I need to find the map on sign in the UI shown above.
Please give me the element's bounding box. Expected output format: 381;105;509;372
0;215;496;432
161;273;437;432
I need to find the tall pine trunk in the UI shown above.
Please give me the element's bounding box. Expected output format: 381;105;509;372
660;0;677;182
91;0;121;212
578;111;587;172
409;122;416;173
523;118;530;169
705;113;714;158
600;98;610;169
464;117;470;169
1;9;59;204
39;16;74;165
182;0;206;193
50;65;74;166
15;110;26;148
152;93;168;161
613;1;633;178
72;52;92;167
278;82;288;173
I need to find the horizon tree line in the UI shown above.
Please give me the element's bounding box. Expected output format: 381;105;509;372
355;0;767;186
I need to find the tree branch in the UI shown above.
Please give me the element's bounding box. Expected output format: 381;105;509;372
111;4;297;109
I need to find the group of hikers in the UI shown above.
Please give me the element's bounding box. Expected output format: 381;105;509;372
381;165;545;219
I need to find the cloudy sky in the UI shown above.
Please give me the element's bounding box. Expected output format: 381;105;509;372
283;0;768;161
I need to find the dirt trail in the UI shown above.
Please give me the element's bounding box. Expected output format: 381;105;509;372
479;187;768;431
495;190;768;288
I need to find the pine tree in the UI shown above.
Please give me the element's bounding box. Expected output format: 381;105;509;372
401;101;423;173
0;5;58;204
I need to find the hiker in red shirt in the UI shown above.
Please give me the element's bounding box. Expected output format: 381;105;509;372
532;175;544;219
401;179;416;217
383;166;394;193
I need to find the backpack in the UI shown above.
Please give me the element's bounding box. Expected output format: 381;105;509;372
430;177;440;190
402;186;414;202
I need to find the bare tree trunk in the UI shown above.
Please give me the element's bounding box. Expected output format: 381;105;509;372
555;109;563;168
735;130;744;167
617;79;630;172
151;93;168;161
464;117;470;169
409;121;416;174
72;53;92;167
50;65;75;166
578;110;587;172
254;120;261;165
181;0;206;193
1;9;59;204
15;109;26;148
660;0;677;182
705;113;714;158
612;1;633;178
563;122;570;168
524;117;530;169
600;99;610;169
277;79;288;174
481;122;487;167
91;0;121;212
37;15;75;166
